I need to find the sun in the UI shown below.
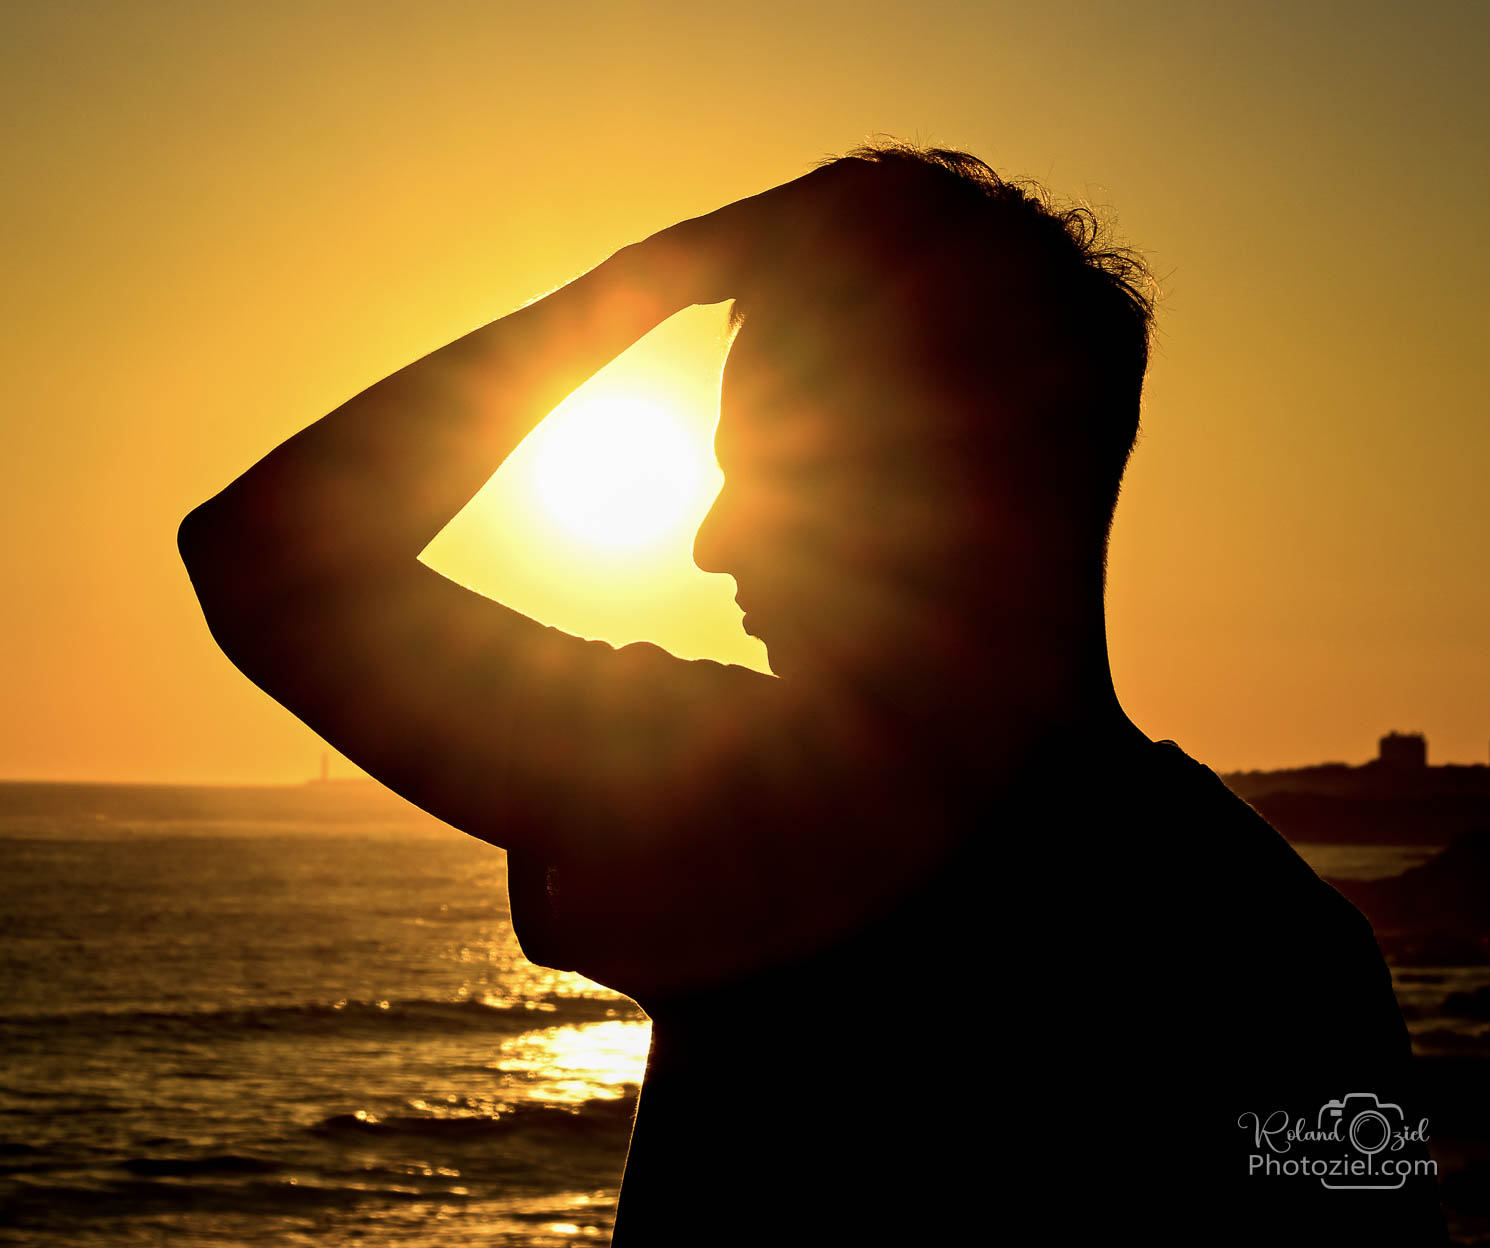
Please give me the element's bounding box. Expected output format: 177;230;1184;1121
530;390;718;552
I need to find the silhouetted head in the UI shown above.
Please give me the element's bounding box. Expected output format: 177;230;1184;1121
693;142;1156;702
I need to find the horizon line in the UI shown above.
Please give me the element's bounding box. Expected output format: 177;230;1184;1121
6;755;1490;790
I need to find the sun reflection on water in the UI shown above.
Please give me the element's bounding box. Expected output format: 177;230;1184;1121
496;1020;651;1103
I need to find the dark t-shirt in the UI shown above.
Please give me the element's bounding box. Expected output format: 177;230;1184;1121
499;636;1445;1245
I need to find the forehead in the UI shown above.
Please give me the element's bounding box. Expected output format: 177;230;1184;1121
717;307;967;477
718;310;911;465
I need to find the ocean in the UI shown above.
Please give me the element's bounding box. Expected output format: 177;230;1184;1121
1;782;1487;1245
0;783;645;1246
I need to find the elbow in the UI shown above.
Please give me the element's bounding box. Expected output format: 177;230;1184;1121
178;495;358;685
177;498;226;606
177;497;252;611
177;500;218;580
179;525;298;700
178;498;252;658
178;496;289;670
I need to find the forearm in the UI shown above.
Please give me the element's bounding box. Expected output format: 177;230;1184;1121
180;242;682;593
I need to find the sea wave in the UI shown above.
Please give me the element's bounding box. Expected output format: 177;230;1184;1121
0;1097;636;1228
0;1171;476;1225
308;1093;637;1143
0;993;643;1041
118;1153;284;1177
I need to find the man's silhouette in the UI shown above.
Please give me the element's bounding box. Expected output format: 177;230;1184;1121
179;142;1445;1244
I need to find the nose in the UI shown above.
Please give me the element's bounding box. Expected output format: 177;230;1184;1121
692;488;737;575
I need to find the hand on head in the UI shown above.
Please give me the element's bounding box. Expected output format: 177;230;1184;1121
632;158;892;308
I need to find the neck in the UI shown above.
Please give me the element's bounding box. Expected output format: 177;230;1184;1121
840;574;1147;778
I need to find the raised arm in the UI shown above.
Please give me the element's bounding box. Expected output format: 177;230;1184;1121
177;159;863;588
177;168;862;850
179;244;679;604
178;231;698;829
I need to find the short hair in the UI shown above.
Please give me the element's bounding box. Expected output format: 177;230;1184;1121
727;139;1157;557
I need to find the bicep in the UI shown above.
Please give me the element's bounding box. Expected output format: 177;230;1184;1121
206;557;781;856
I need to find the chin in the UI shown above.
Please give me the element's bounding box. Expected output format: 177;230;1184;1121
760;637;804;680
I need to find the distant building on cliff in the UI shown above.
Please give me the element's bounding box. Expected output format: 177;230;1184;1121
1224;731;1489;804
1377;731;1428;770
1221;731;1490;847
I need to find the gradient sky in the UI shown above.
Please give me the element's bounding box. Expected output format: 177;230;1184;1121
4;0;1487;783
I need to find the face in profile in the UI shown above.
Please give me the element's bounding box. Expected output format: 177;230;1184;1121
693;306;991;686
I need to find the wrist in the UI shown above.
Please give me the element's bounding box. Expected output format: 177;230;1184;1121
602;236;698;319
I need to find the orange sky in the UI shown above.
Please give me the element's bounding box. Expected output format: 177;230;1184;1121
3;1;1487;783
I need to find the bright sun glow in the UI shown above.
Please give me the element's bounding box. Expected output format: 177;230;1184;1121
531;392;717;551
